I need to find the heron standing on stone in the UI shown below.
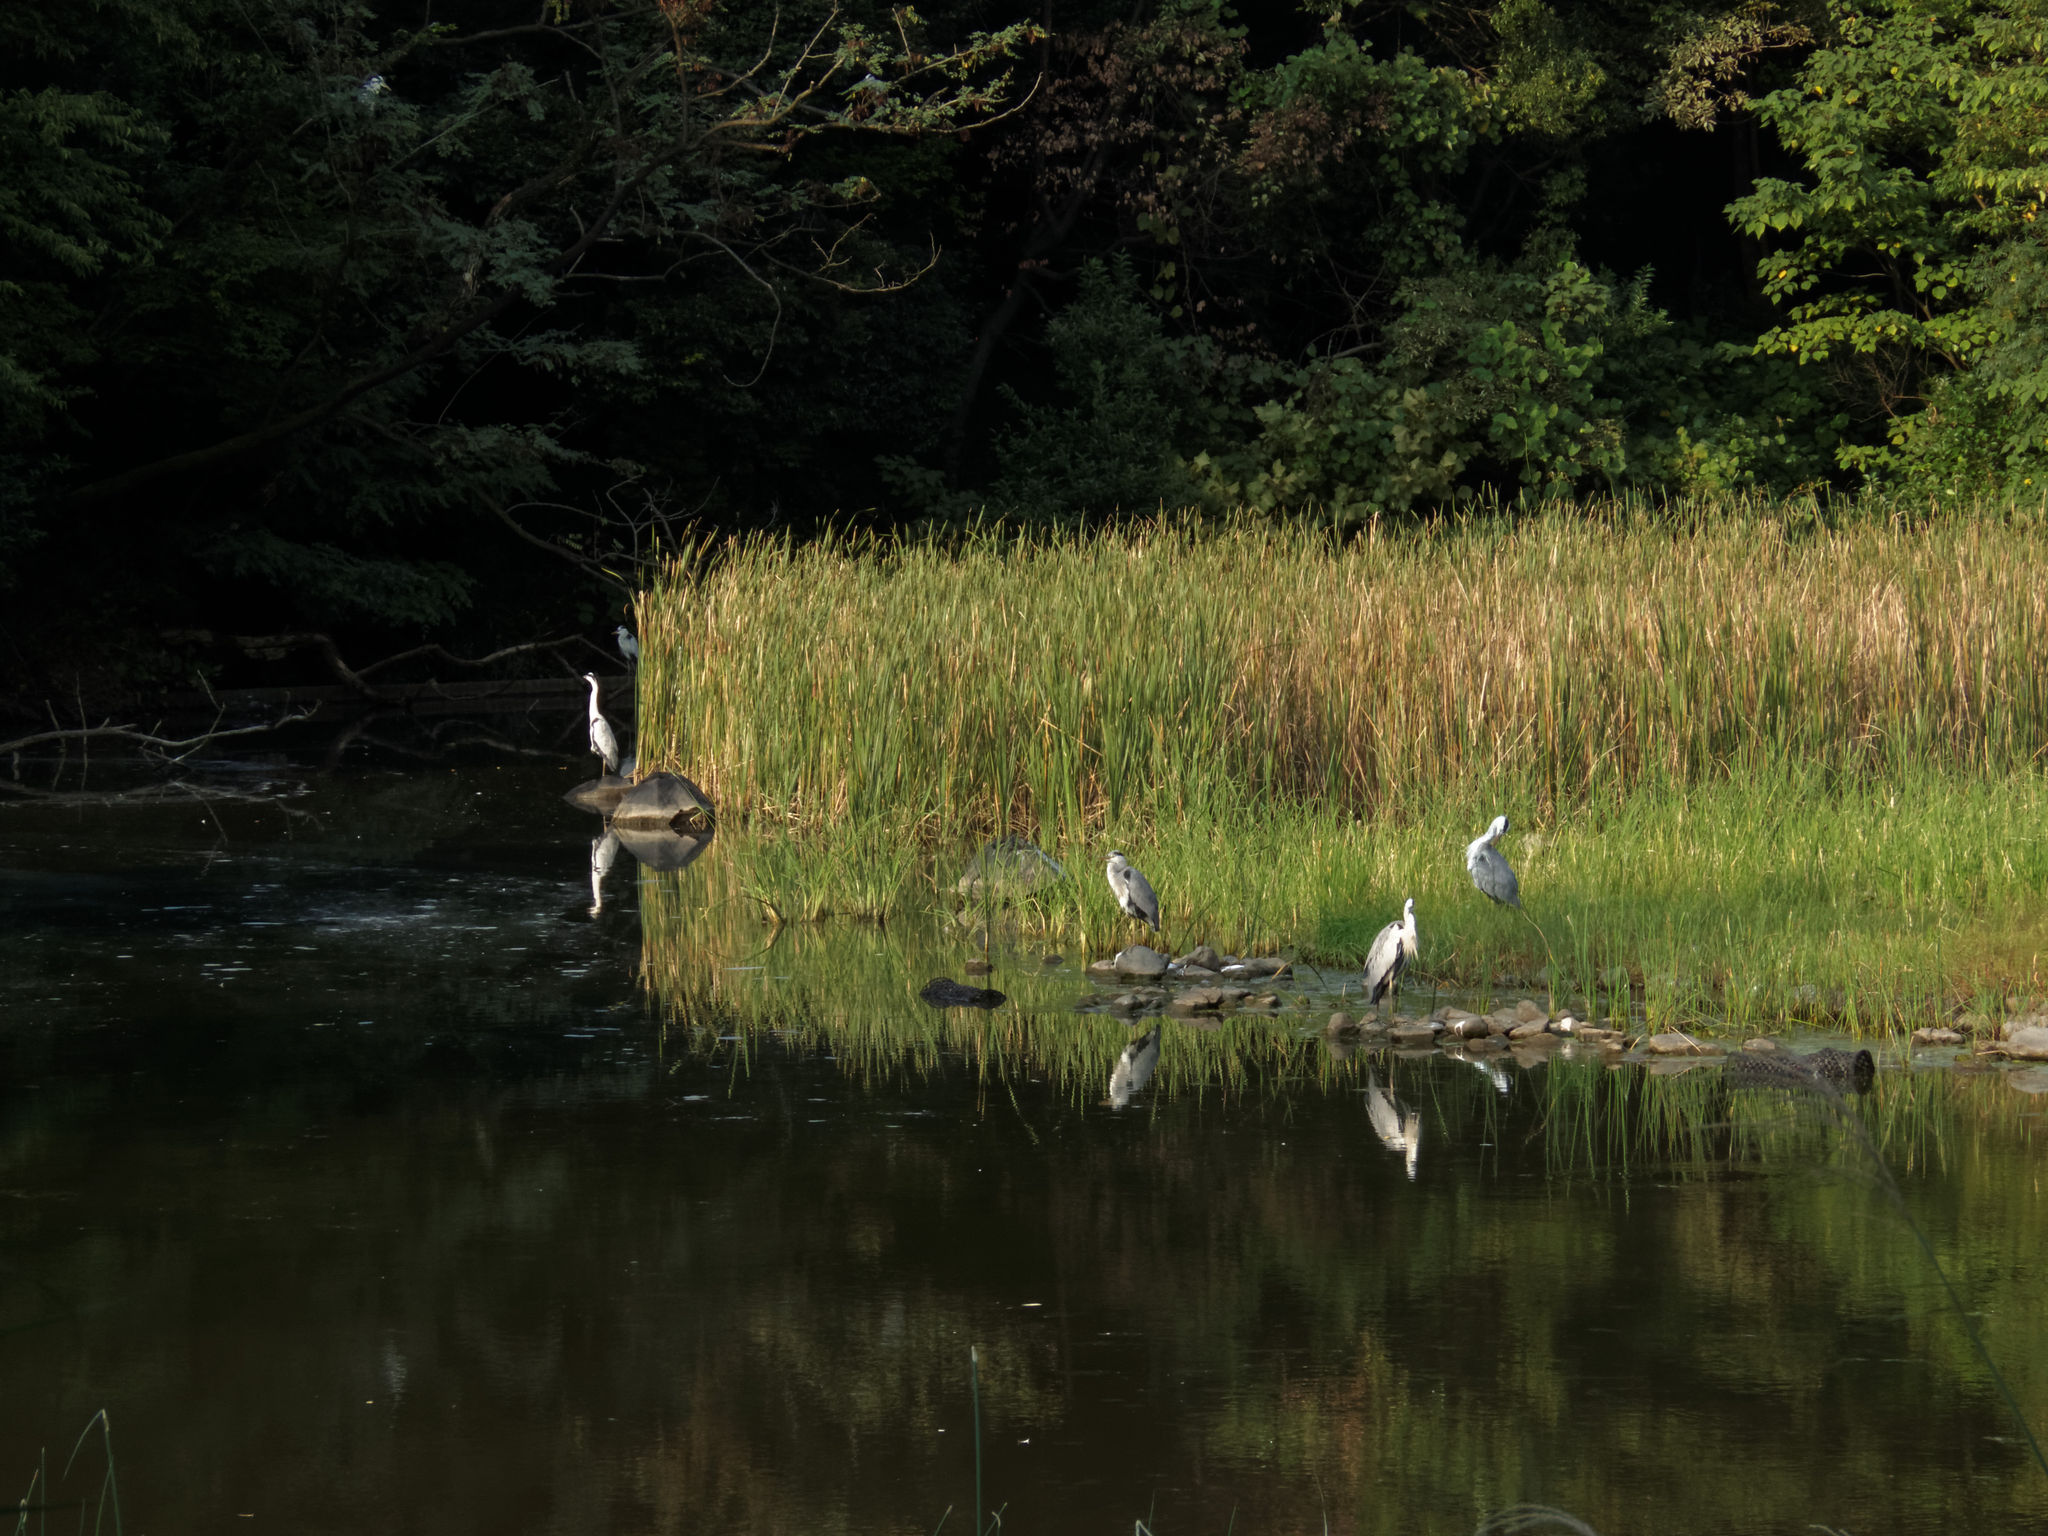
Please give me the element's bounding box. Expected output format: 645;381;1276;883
1362;897;1418;1012
1466;814;1520;907
1105;851;1160;934
580;671;621;775
615;625;639;665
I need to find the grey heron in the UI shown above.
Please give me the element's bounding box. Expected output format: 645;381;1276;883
1104;851;1160;933
1109;1025;1161;1108
1466;814;1521;907
580;671;621;774
1365;1071;1422;1180
615;625;639;665
1362;897;1418;1008
357;74;389;102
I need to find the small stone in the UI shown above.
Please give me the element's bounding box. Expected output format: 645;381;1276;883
1508;1021;1551;1041
1251;993;1282;1008
1911;1027;1964;1047
2001;1014;2048;1039
1435;1007;1480;1026
1994;1024;2048;1060
1218;987;1251;1004
1552;1015;1580;1034
1388;1024;1437;1048
1110;992;1144;1011
1177;945;1222;971
1179;965;1221;981
1175;987;1226;1012
1113;945;1170;979
1441;1015;1492;1040
963;958;993;975
1646;1032;1718;1056
1086;959;1119;978
1236;957;1286;977
1741;1037;1781;1052
1326;1011;1358;1035
1464;1035;1508;1053
1514;999;1548;1025
1041;954;1063;966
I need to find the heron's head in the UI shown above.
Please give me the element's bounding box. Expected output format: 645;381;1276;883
1491;813;1510;839
581;671;598;684
1106;849;1126;868
1403;896;1415;920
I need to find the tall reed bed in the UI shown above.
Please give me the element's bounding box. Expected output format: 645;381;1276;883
637;504;2048;833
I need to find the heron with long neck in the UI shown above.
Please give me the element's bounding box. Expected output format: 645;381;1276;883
580;672;621;775
1361;897;1418;1015
1466;814;1520;907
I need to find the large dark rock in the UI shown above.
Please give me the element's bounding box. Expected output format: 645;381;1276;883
563;775;633;814
612;771;715;828
919;977;1007;1010
1725;1046;1876;1094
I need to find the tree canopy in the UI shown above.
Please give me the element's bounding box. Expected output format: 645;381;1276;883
3;0;2042;699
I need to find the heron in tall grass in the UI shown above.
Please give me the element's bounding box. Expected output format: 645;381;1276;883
1466;814;1520;907
1105;851;1160;934
615;625;639;665
580;672;621;774
1362;897;1418;1011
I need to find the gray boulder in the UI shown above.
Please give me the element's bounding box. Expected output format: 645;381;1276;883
1113;945;1170;979
612;771;714;828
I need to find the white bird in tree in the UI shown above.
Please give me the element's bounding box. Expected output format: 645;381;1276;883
1466;814;1521;907
1365;1071;1422;1180
1361;897;1418;1011
580;671;621;774
615;625;639;665
1104;851;1160;933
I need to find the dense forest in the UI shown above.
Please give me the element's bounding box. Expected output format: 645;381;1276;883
4;0;2045;706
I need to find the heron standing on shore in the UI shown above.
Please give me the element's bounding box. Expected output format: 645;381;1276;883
580;672;621;774
1362;897;1418;1011
1466;814;1520;907
1105;851;1160;934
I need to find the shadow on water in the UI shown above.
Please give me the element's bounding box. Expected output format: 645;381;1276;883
2;757;2046;1536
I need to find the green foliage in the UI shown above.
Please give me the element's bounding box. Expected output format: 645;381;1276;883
984;257;1222;520
1731;0;2048;490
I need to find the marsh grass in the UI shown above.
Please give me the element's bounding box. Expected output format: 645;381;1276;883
636;501;2048;1028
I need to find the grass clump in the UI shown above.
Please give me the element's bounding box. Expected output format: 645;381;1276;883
633;499;2048;1027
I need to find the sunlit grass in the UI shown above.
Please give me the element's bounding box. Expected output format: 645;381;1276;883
634;498;2048;1029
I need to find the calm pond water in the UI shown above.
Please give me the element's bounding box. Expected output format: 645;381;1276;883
3;742;2045;1536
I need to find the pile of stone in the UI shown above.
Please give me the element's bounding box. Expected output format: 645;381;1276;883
1325;1000;1623;1054
1084;943;1298;1016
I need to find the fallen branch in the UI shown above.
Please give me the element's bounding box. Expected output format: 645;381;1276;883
0;708;317;760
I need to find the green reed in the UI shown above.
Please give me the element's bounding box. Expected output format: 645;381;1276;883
632;498;2048;1027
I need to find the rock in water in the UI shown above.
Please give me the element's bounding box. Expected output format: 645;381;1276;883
919;978;1007;1010
563;774;633;815
956;836;1066;899
1725;1046;1876;1093
1112;945;1169;979
612;771;714;828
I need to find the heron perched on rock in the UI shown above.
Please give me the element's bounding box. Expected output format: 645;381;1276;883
615;625;639;665
1105;851;1160;933
580;672;621;775
1466;814;1521;907
1362;897;1418;1009
1365;1071;1422;1180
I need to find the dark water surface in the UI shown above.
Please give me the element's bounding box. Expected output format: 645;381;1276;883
3;755;2045;1536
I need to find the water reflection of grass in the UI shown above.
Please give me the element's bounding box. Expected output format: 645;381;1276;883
634;509;2048;1032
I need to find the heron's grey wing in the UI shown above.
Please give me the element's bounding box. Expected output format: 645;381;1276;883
1363;920;1402;1000
1472;846;1521;906
1124;866;1160;929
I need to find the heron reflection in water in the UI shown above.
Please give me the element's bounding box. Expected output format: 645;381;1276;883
589;830;619;915
1365;1071;1422;1180
1108;1025;1161;1109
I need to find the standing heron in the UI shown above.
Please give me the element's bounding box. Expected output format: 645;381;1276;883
1365;1071;1422;1181
615;625;639;665
1362;897;1418;1010
1104;851;1160;934
580;672;621;775
1466;814;1520;907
